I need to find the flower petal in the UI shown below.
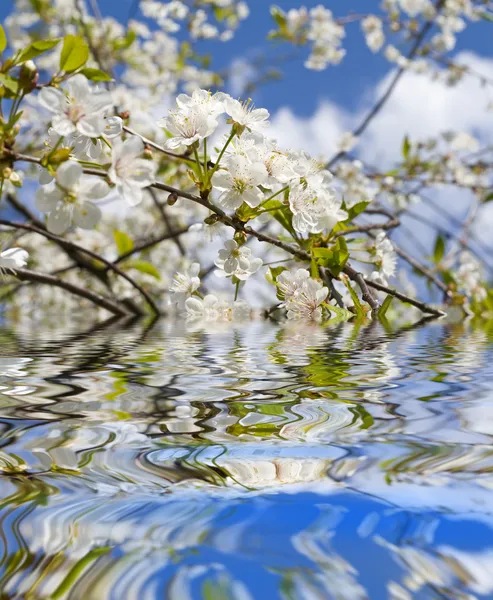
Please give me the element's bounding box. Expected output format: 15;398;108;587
56;161;83;189
47;205;72;235
74;201;102;230
84;178;110;199
77;115;105;138
51;114;76;136
38;87;65;113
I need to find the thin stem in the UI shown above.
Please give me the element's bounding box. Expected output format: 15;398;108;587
208;129;235;181
234;280;240;301
193;147;203;179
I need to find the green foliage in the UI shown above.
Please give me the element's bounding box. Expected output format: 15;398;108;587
60;35;89;72
433;234;445;263
345;201;370;222
0;73;19;94
312;237;349;276
0;25;7;54
378;294;394;319
343;277;366;318
266;265;287;300
125;259;161;280
402;135;411;160
113;230;134;255
80;67;112;81
17;39;60;63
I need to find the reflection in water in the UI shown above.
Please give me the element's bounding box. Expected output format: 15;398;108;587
0;317;492;598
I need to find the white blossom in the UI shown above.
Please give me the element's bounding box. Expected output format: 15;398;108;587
185;294;221;320
223;96;270;132
170;263;201;303
158;105;218;150
0;247;29;275
284;278;329;321
35;161;109;234
38;75;112;138
108;137;156;206
337;131;358;153
288;182;347;234
215;239;263;280
212;155;268;210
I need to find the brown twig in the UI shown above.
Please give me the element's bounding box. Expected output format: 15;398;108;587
0;219;160;316
9;152;444;318
11;268;128;317
147;187;186;256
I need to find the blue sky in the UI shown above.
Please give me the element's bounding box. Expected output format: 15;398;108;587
2;1;493;267
1;0;492;117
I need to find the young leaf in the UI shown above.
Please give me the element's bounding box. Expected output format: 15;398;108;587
343;277;366;319
266;265;286;284
0;74;19;94
125;259;161;280
402;135;411;160
433;234;445;263
113;230;134;255
80;67;112;82
345;201;370;222
0;25;7;54
60;35;89;72
17;39;60;63
378;294;393;319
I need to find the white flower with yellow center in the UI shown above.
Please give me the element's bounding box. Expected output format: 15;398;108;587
35;161;109;234
38;75;112;138
212;155;268;211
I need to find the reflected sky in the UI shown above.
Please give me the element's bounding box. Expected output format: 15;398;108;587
0;317;492;599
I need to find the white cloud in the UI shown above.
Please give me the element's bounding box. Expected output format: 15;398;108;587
270;51;493;166
269;52;493;251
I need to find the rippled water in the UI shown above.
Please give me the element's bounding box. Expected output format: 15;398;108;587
1;316;493;599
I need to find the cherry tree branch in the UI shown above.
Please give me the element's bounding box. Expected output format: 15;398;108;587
12;268;129;317
9;152;446;318
0;218;160;316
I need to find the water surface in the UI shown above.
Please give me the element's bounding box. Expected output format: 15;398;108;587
0;317;492;599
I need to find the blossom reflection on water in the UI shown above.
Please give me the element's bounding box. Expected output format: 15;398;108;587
0;317;492;599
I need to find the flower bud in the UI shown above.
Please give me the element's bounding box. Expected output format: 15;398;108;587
143;146;153;160
204;214;220;225
19;60;39;90
167;192;178;205
234;230;247;246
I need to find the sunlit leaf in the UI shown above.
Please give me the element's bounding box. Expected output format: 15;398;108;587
60;35;89;72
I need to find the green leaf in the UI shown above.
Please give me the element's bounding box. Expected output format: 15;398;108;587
80;67;112;82
0;25;7;54
433;234;445;263
126;259;161;280
378;294;393;319
483;191;493;203
48;148;72;165
17;39;60;63
266;265;286;284
113;230;134;255
0;74;19;94
343;277;366;319
270;6;287;29
345;201;370;222
402;135;411;160
325;303;354;321
59;35;89;72
113;30;136;51
312;237;349;277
